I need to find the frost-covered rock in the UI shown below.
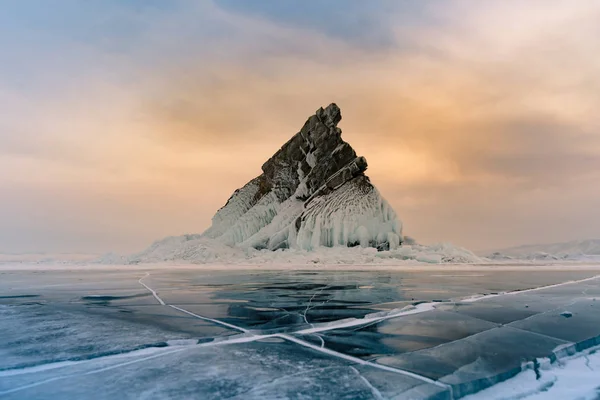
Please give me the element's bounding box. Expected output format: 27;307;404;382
202;103;402;251
129;104;491;264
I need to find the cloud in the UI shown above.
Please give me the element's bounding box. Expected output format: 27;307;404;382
138;1;600;185
1;0;599;252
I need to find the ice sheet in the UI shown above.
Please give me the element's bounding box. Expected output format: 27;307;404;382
0;338;443;400
298;310;499;359
1;266;600;399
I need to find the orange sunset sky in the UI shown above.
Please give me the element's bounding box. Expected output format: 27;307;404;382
1;1;599;254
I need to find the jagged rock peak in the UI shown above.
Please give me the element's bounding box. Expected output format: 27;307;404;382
316;103;342;128
201;103;402;251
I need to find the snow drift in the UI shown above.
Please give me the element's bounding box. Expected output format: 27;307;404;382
488;239;600;262
126;235;482;265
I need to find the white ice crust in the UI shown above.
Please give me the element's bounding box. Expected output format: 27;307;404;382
122;237;482;265
295;180;401;251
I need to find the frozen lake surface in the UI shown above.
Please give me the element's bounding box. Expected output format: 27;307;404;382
1;265;600;399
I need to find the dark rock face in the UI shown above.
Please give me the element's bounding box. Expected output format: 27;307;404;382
259;103;360;202
203;103;402;251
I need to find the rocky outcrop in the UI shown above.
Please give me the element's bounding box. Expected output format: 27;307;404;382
202;103;402;251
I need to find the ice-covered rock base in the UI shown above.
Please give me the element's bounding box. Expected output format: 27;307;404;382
205;103;401;251
128;236;482;265
137;103;408;262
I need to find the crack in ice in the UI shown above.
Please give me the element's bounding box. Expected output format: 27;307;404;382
462;275;600;304
138;272;600;340
275;333;452;392
227;366;342;399
168;305;249;333
0;347;186;396
310;333;325;348
507;296;587;328
138;272;165;305
295;301;437;335
349;366;384;400
302;284;330;324
584;355;594;371
138;272;250;334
